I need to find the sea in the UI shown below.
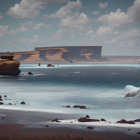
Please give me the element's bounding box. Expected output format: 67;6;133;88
0;63;140;121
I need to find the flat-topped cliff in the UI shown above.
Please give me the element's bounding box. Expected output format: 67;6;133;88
0;46;103;63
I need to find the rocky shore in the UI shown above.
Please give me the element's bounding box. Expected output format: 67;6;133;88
0;108;140;140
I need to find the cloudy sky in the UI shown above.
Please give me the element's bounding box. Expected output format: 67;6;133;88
0;0;140;55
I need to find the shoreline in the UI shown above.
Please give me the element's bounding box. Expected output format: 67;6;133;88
0;108;140;140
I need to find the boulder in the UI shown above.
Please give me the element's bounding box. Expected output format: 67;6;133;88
86;115;90;118
137;132;140;135
134;119;140;122
47;64;55;67
125;89;140;97
116;119;135;124
73;105;87;109
101;118;106;121
20;101;25;105
78;116;99;122
0;102;3;105
28;72;33;75
66;105;71;108
51;119;61;122
87;126;94;130
0;55;21;76
125;92;137;97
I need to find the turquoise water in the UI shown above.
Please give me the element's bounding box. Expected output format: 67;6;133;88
0;63;140;121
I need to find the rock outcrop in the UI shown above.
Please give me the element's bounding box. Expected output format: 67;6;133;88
125;90;140;97
0;55;20;75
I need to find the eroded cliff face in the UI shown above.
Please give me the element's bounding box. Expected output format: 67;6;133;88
0;56;20;75
9;46;103;63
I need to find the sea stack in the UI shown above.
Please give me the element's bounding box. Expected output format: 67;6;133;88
0;55;21;75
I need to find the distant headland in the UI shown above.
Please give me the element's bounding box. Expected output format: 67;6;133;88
0;46;140;63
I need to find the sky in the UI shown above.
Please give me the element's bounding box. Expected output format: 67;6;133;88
0;0;140;55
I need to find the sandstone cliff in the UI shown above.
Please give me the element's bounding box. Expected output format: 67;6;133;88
0;56;20;75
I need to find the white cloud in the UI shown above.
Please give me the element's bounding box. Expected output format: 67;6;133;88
46;0;82;18
97;0;140;27
0;15;3;20
97;9;131;27
7;0;69;18
9;25;27;35
127;0;140;23
20;35;40;44
60;12;89;30
47;0;90;40
98;2;108;9
96;26;113;36
33;23;51;30
45;0;89;30
0;25;8;37
92;11;99;15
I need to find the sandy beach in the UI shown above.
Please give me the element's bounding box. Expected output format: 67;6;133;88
0;108;140;140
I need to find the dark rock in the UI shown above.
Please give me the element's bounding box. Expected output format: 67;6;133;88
73;105;86;109
51;119;61;122
0;98;3;101
28;72;33;75
8;103;12;105
128;128;131;131
0;102;3;105
80;106;86;109
134;119;140;122
78;117;99;122
101;118;106;121
87;126;94;130
137;132;140;135
86;115;90;118
1;117;5;119
0;95;2;99
66;105;71;108
116;119;135;124
4;95;7;98
47;64;55;67
45;125;49;127
125;92;137;97
0;56;21;76
20;101;25;105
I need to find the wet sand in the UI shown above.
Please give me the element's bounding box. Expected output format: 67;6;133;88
0;109;140;140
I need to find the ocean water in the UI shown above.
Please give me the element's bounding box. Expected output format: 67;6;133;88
0;63;140;121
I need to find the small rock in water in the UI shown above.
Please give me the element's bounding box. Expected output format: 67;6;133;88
46;125;49;127
0;95;2;99
134;119;140;122
137;132;140;135
116;119;135;124
73;105;86;109
8;103;12;105
0;102;3;105
1;117;5;119
0;98;3;101
101;118;106;121
66;105;71;108
86;115;90;118
51;119;61;122
4;95;7;98
78;116;99;122
20;101;25;105
87;126;94;130
28;72;33;75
